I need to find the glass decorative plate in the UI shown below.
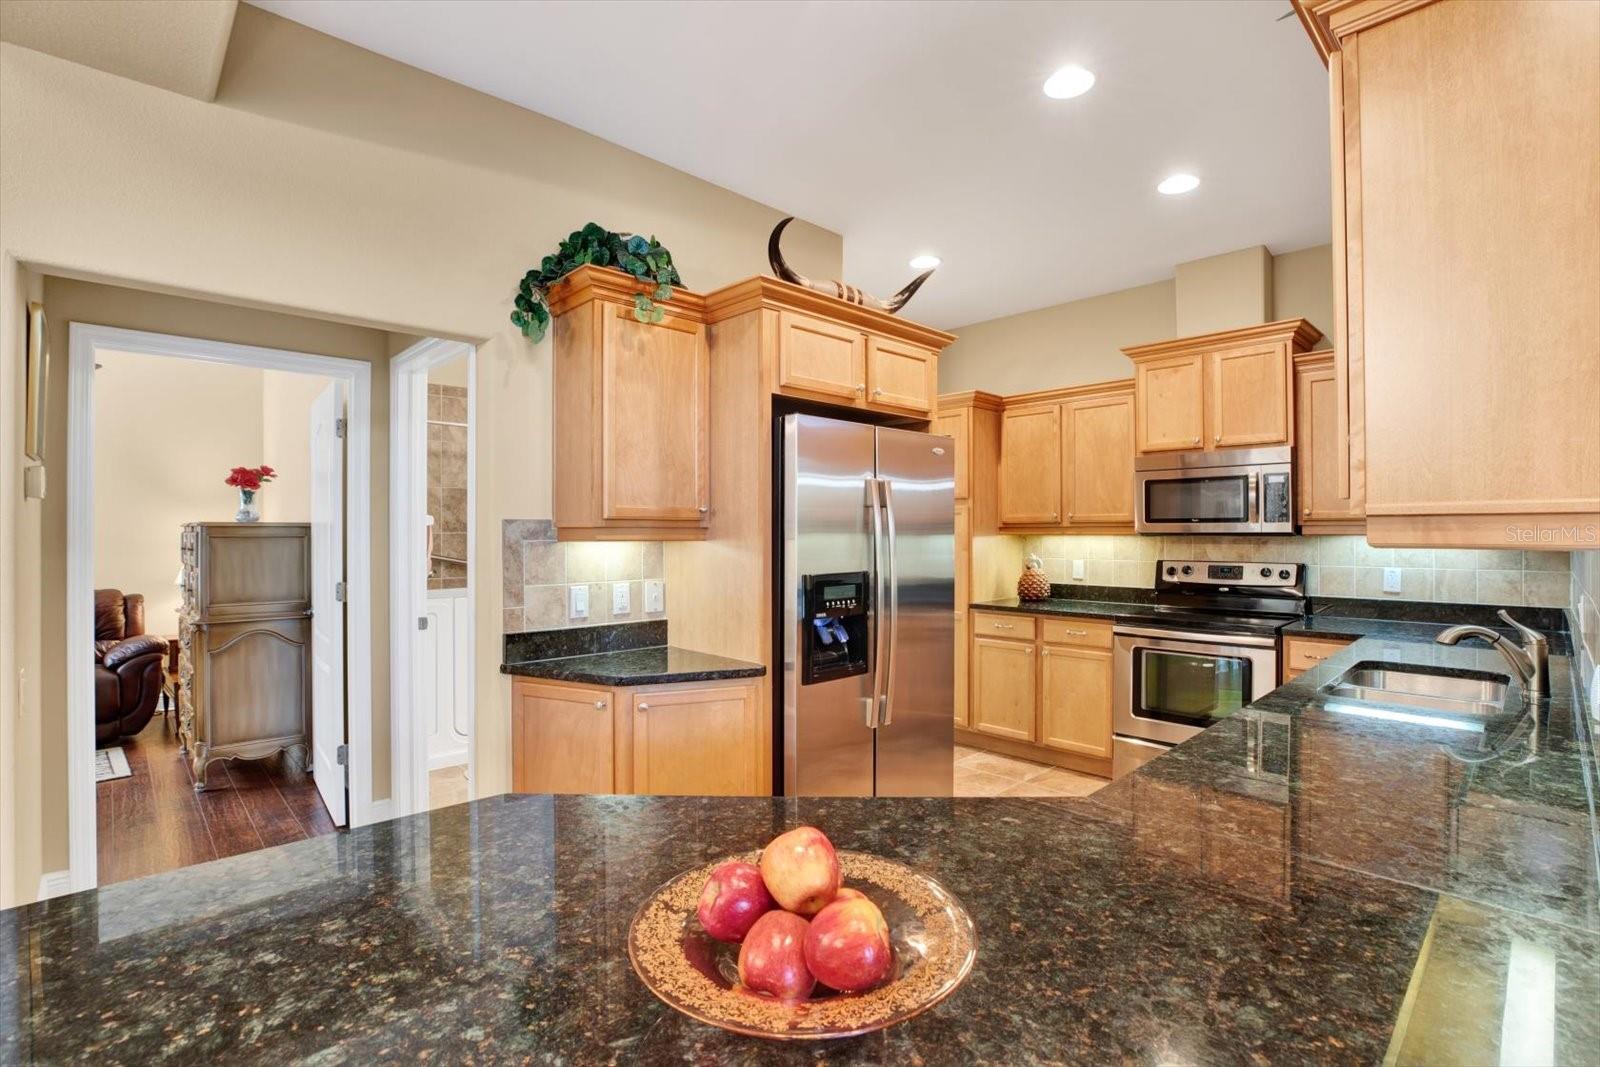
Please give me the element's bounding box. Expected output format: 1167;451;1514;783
627;849;977;1040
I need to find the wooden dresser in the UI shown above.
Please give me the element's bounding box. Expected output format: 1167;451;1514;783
178;523;313;789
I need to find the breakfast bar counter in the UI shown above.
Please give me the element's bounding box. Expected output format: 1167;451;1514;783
7;627;1597;1064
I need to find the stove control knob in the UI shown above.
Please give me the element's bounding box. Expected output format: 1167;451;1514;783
1180;565;1193;576
1279;568;1292;580
1259;567;1273;578
1165;566;1177;577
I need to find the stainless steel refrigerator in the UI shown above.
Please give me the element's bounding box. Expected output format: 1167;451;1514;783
779;413;955;797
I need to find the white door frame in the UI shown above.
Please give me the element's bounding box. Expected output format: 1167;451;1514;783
388;337;476;818
65;323;375;894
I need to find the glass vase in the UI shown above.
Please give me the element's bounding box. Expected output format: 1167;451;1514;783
235;488;261;523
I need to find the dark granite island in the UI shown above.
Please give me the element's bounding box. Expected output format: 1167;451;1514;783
5;625;1598;1064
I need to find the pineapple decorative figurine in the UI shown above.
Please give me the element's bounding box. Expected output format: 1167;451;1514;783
1017;553;1051;602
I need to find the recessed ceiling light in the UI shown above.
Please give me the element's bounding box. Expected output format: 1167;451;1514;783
1157;173;1201;195
909;254;941;271
1043;64;1096;100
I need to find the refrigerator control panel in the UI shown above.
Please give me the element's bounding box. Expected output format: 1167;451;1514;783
801;571;870;684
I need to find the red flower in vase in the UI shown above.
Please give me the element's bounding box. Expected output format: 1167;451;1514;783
225;465;278;491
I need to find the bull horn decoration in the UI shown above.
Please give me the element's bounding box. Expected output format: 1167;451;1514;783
767;217;935;315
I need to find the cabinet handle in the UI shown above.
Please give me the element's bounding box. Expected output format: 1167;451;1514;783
1214;433;1221;444
698;505;709;514
1192;436;1201;445
994;623;1014;629
593;700;607;710
872;387;884;397
1051;512;1059;521
855;384;865;394
1041;649;1050;657
1066;512;1073;521
1302;507;1311;517
638;702;651;711
1061;628;1087;636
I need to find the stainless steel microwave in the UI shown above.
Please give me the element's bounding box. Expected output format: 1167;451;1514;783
1134;446;1295;535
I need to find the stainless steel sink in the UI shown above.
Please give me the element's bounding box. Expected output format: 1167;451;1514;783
1323;664;1511;719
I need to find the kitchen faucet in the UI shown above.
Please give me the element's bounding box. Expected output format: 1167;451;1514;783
1436;610;1549;697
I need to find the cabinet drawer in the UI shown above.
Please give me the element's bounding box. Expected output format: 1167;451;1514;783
1039;617;1112;649
1284;635;1355;674
972;612;1035;640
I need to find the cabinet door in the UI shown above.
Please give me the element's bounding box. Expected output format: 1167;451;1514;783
1063;392;1134;524
999;405;1062;525
601;308;709;521
1209;343;1289;448
1135;353;1205;453
931;409;971;500
631;684;760;795
866;336;936;415
971;636;1036;742
953;504;971;728
1295;360;1362;525
777;310;865;402
511;681;615;794
1039;644;1112;759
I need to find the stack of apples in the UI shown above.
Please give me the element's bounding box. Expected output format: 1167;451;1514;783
695;826;893;1001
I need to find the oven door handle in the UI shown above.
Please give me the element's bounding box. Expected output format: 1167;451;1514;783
1113;626;1279;649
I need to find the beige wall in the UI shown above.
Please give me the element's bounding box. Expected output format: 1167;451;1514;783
1272;245;1335;350
92;350;265;626
1174;246;1272;337
260;368;331;523
0;5;842;903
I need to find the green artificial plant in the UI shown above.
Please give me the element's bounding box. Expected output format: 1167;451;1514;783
511;223;683;343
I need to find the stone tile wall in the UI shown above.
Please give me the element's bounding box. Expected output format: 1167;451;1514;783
501;520;668;633
427;384;468;590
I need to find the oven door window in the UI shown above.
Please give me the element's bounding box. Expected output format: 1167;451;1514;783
1132;647;1252;728
1145;475;1250;524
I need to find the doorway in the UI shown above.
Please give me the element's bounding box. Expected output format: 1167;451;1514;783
65;324;375;893
389;338;476;816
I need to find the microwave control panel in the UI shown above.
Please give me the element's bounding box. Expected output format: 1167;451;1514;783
1261;471;1291;524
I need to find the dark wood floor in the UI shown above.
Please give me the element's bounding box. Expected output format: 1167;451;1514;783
97;713;338;886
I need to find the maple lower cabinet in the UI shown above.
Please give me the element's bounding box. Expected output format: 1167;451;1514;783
1299;0;1600;548
1134;352;1205;453
777;309;866;403
970;634;1036;742
1294;352;1362;530
511;675;764;796
630;684;762;795
1038;644;1113;760
1062;389;1134;525
549;267;710;541
998;404;1062;525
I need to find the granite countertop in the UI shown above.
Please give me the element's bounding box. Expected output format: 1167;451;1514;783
9;617;1596;1063
501;645;766;686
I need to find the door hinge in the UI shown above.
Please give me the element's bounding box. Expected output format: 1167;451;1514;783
417;616;429;631
335;417;347;439
336;744;348;767
335;581;346;603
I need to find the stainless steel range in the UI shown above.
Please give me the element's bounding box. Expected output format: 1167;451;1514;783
1111;559;1305;777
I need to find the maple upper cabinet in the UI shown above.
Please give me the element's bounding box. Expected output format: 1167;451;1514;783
1063;388;1134;525
1298;0;1600;548
998;404;1062;526
865;335;937;415
549;267;710;541
1295;352;1362;530
1126;320;1320;458
777;309;866;403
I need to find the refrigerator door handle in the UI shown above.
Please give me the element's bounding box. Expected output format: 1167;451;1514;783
879;478;899;727
867;478;887;729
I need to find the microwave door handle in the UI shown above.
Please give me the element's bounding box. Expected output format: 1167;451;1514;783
866;479;886;729
879;479;899;727
1248;471;1259;526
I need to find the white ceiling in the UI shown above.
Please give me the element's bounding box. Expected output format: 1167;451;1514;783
249;0;1330;329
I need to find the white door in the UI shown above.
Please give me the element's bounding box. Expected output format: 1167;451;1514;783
309;381;348;826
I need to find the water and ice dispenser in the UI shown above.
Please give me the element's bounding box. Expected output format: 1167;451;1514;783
800;571;870;684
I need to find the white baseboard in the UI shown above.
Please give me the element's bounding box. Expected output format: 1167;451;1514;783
37;870;73;902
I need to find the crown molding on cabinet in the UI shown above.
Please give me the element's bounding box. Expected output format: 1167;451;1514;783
704;275;957;351
1120;318;1322;363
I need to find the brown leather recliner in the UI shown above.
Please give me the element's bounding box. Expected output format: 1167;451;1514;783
94;589;167;743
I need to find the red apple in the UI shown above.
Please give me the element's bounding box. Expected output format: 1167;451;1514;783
759;826;841;915
834;887;867;902
737;910;815;1000
696;860;775;943
804;894;893;993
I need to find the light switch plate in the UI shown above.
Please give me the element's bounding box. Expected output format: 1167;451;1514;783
1383;567;1402;593
569;584;589;620
644;579;665;614
611;581;631;616
1072;559;1086;581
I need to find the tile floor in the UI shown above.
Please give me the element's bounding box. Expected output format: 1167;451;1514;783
954;744;1108;798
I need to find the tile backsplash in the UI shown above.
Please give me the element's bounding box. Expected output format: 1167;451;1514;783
1013;534;1572;608
502;520;667;633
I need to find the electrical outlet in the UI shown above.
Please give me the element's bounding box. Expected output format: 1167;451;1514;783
611;581;631;616
644;579;665;614
1383;567;1402;593
569;584;589;620
1072;559;1086;581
